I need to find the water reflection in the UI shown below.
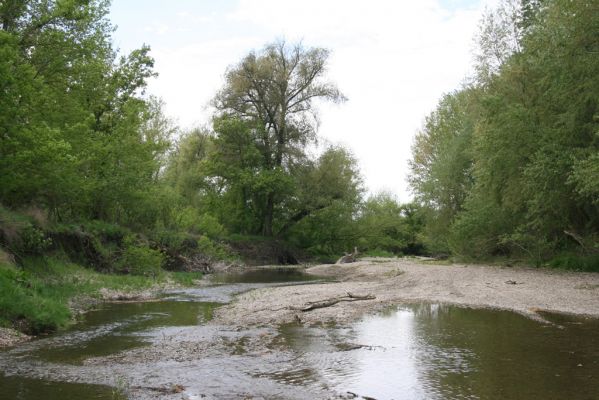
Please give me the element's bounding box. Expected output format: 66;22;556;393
280;304;599;400
0;375;115;400
210;268;324;284
19;301;219;365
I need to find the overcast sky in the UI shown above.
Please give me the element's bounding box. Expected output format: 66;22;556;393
109;0;496;201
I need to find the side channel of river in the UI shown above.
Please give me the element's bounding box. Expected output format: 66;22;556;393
1;268;598;399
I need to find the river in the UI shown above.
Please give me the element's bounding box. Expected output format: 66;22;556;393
1;268;597;399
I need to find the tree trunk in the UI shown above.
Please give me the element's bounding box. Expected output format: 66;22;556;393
262;192;274;236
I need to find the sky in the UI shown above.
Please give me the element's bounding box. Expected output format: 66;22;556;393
109;0;496;201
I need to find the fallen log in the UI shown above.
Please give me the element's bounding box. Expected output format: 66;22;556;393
299;292;375;312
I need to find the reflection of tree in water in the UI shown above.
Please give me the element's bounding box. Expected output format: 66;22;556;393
24;301;219;365
410;304;599;400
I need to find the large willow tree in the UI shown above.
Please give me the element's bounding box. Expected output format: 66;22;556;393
212;41;346;236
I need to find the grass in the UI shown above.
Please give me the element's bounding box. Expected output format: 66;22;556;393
0;257;202;335
548;253;599;273
361;249;397;258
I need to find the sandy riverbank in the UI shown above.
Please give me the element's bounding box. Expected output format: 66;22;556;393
213;258;599;326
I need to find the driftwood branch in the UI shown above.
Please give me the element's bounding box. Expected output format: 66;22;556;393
564;230;599;254
564;230;587;251
336;247;359;264
298;292;375;312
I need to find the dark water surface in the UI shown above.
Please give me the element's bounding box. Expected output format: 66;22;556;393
28;300;218;365
1;269;598;399
210;267;325;283
0;374;116;400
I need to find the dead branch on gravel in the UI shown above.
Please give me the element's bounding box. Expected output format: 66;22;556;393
297;292;375;312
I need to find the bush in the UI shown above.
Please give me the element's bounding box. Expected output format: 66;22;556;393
363;249;396;258
81;220;129;242
549;253;599;272
19;225;52;255
197;236;235;261
117;237;165;277
196;214;226;238
152;230;197;254
0;206;52;256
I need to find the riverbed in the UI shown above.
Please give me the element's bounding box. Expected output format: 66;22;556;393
1;261;598;399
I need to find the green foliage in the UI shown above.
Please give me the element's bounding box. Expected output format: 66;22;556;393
0;257;202;334
79;220;130;243
168;271;203;286
356;195;424;256
1;2;425;269
0;264;70;334
19;225;53;255
0;1;173;228
283;146;364;255
409;90;477;254
362;249;396;258
117;237;165;277
549;253;599;273
197;236;236;262
409;0;599;265
0;206;52;256
212;41;346;236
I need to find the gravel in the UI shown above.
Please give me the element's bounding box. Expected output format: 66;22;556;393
213;259;599;326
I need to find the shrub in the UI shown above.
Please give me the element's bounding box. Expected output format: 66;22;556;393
197;236;235;261
363;249;396;258
153;230;197;254
19;225;52;255
549;253;599;273
0;206;52;256
117;237;165;277
81;220;129;242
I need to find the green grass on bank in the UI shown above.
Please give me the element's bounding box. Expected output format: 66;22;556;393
0;257;202;335
548;253;599;273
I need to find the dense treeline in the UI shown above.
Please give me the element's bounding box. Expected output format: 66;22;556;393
1;0;597;335
0;0;420;282
409;0;599;269
162;42;423;258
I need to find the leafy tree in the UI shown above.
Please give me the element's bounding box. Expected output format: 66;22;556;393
285;146;363;254
0;0;172;228
410;0;599;262
213;41;346;235
409;90;477;252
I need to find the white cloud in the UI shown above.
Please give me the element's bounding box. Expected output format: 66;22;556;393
144;23;170;36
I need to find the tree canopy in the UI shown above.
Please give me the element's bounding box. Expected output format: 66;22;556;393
212;41;346;236
409;0;599;266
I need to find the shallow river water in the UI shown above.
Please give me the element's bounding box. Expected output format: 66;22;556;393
1;269;598;399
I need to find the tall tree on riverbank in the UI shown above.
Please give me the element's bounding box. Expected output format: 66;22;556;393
212;41;346;236
0;0;171;225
